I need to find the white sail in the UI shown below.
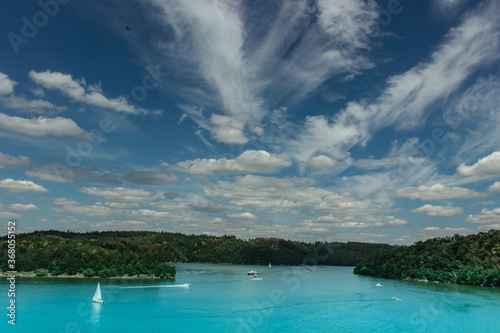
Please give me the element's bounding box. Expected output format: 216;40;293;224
268;263;271;268
92;283;103;303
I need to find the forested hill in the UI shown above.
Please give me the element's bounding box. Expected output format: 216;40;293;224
1;230;391;278
354;229;500;287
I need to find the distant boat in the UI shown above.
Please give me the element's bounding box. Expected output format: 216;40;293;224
376;283;383;287
92;283;104;303
268;263;271;268
247;270;257;275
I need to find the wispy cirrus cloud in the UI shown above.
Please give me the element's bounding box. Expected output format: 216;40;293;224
140;0;380;143
288;0;500;163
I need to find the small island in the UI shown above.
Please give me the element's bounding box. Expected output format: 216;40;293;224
354;229;500;287
1;230;391;279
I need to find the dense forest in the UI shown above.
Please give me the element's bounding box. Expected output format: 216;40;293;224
0;230;391;278
354;229;500;287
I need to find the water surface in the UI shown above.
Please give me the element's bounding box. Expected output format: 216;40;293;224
2;264;499;332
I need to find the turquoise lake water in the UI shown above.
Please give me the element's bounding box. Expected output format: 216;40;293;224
2;264;500;332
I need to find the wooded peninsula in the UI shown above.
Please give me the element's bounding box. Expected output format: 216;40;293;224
0;230;391;279
354;229;500;287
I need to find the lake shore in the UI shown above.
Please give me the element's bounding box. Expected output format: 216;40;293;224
0;271;172;279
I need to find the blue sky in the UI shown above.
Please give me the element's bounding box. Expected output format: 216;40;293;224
1;0;500;244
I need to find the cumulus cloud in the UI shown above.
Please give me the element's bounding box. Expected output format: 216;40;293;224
466;207;500;224
457;151;500;176
0;73;16;95
122;171;178;185
79;187;158;202
51;204;115;217
395;183;484;200
411;204;464;217
0;178;48;193
176;150;291;175
308;155;336;171
0;113;87;138
6;203;38;211
489;181;500;192
0;212;22;219
209;114;248;144
53;198;80;205
0;152;35;169
29;70;161;115
227;212;258;220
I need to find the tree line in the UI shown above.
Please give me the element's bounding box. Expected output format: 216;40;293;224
0;230;392;278
354;229;500;287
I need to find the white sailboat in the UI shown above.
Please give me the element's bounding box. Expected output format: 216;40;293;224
268;263;272;268
92;283;104;303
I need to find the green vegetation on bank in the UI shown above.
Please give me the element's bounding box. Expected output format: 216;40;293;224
354;229;500;287
1;230;392;278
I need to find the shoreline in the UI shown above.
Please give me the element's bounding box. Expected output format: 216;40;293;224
0;271;174;279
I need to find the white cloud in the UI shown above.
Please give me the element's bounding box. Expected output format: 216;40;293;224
176;150;291;175
79;187;158;202
101;201;140;208
6;203;38;211
0;113;86;138
0;212;22;219
0;178;48;193
411;204;464;217
457;151;500;176
287;115;360;163
51;204;115;217
489;181;500;192
395;183;484;200
209;114;248;144
227;212;258;220
0;95;67;114
53;198;80;205
308;155;336;171
466;207;500;224
0;152;35;169
144;0;379;144
288;0;500;162
0;73;16;95
29;70;161;115
124;209;171;219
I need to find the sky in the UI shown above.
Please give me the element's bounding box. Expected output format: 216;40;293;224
1;0;500;245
